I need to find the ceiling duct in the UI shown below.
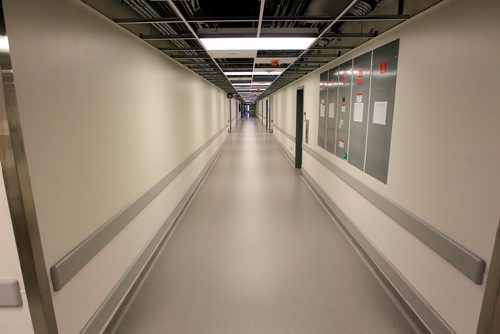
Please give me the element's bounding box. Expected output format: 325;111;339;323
304;0;382;18
346;0;382;16
197;0;260;18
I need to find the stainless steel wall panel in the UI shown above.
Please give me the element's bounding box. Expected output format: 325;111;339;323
317;71;328;149
325;67;339;155
365;39;400;183
335;61;353;160
348;51;372;170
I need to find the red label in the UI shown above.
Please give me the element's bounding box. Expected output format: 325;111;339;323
358;69;363;85
343;73;347;85
380;62;387;74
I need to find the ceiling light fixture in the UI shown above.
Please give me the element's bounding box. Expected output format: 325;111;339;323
200;37;315;51
232;82;271;86
225;71;281;76
235;88;264;91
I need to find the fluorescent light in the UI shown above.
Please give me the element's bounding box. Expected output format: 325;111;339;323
233;82;271;86
225;71;281;76
201;37;315;51
0;36;9;53
236;88;264;91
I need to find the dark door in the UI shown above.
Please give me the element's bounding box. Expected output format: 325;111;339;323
266;100;269;130
295;89;304;168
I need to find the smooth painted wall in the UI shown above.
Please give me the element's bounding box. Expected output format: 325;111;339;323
265;0;500;332
4;0;229;332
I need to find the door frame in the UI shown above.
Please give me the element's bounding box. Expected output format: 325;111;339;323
477;224;500;333
295;87;304;169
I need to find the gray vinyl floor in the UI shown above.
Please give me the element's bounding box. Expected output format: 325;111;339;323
111;118;419;334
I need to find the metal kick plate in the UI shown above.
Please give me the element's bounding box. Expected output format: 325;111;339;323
0;279;22;306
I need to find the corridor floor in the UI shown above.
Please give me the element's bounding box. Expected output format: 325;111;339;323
111;118;420;334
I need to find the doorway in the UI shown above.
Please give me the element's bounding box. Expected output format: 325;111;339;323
266;100;269;131
295;88;304;169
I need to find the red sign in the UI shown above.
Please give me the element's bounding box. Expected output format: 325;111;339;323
358;69;363;85
380;62;387;74
343;73;347;85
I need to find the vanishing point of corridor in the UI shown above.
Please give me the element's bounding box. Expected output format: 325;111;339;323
110;119;419;334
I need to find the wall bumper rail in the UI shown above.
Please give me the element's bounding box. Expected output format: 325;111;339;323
50;127;228;291
272;125;486;284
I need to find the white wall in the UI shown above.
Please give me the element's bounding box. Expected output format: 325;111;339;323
229;98;240;127
0;162;34;334
4;0;229;332
266;0;500;332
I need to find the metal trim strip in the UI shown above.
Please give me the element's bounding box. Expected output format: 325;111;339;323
272;126;485;284
302;144;485;284
477;223;500;333
0;279;22;306
272;135;294;167
0;3;59;331
50;127;227;291
271;132;450;332
273;124;295;142
81;139;226;333
301;170;453;333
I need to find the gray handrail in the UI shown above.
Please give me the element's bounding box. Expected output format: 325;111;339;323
50;127;227;291
273;125;485;284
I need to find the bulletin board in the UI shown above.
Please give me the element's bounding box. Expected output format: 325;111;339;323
316;39;400;183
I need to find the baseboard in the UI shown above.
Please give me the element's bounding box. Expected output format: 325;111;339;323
271;134;453;334
301;170;453;334
272;134;294;167
80;140;227;334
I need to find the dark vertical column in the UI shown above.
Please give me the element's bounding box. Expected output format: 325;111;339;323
295;89;304;169
228;97;232;133
266;100;269;131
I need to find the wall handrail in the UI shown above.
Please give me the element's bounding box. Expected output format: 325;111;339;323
50;126;227;291
273;125;485;284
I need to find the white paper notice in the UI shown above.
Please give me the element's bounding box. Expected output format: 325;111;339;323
356;94;362;103
341;105;346;112
328;103;335;118
320;104;326;117
353;103;364;122
373;101;388;125
338;140;344;149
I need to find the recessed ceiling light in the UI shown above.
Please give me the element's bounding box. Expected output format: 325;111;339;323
236;88;265;91
225;71;281;76
200;37;315;51
233;82;271;86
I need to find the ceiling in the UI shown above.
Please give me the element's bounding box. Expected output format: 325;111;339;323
83;0;441;103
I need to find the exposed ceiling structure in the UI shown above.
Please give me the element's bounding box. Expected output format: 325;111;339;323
83;0;441;103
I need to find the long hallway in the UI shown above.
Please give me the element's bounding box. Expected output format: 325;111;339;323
110;118;419;333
